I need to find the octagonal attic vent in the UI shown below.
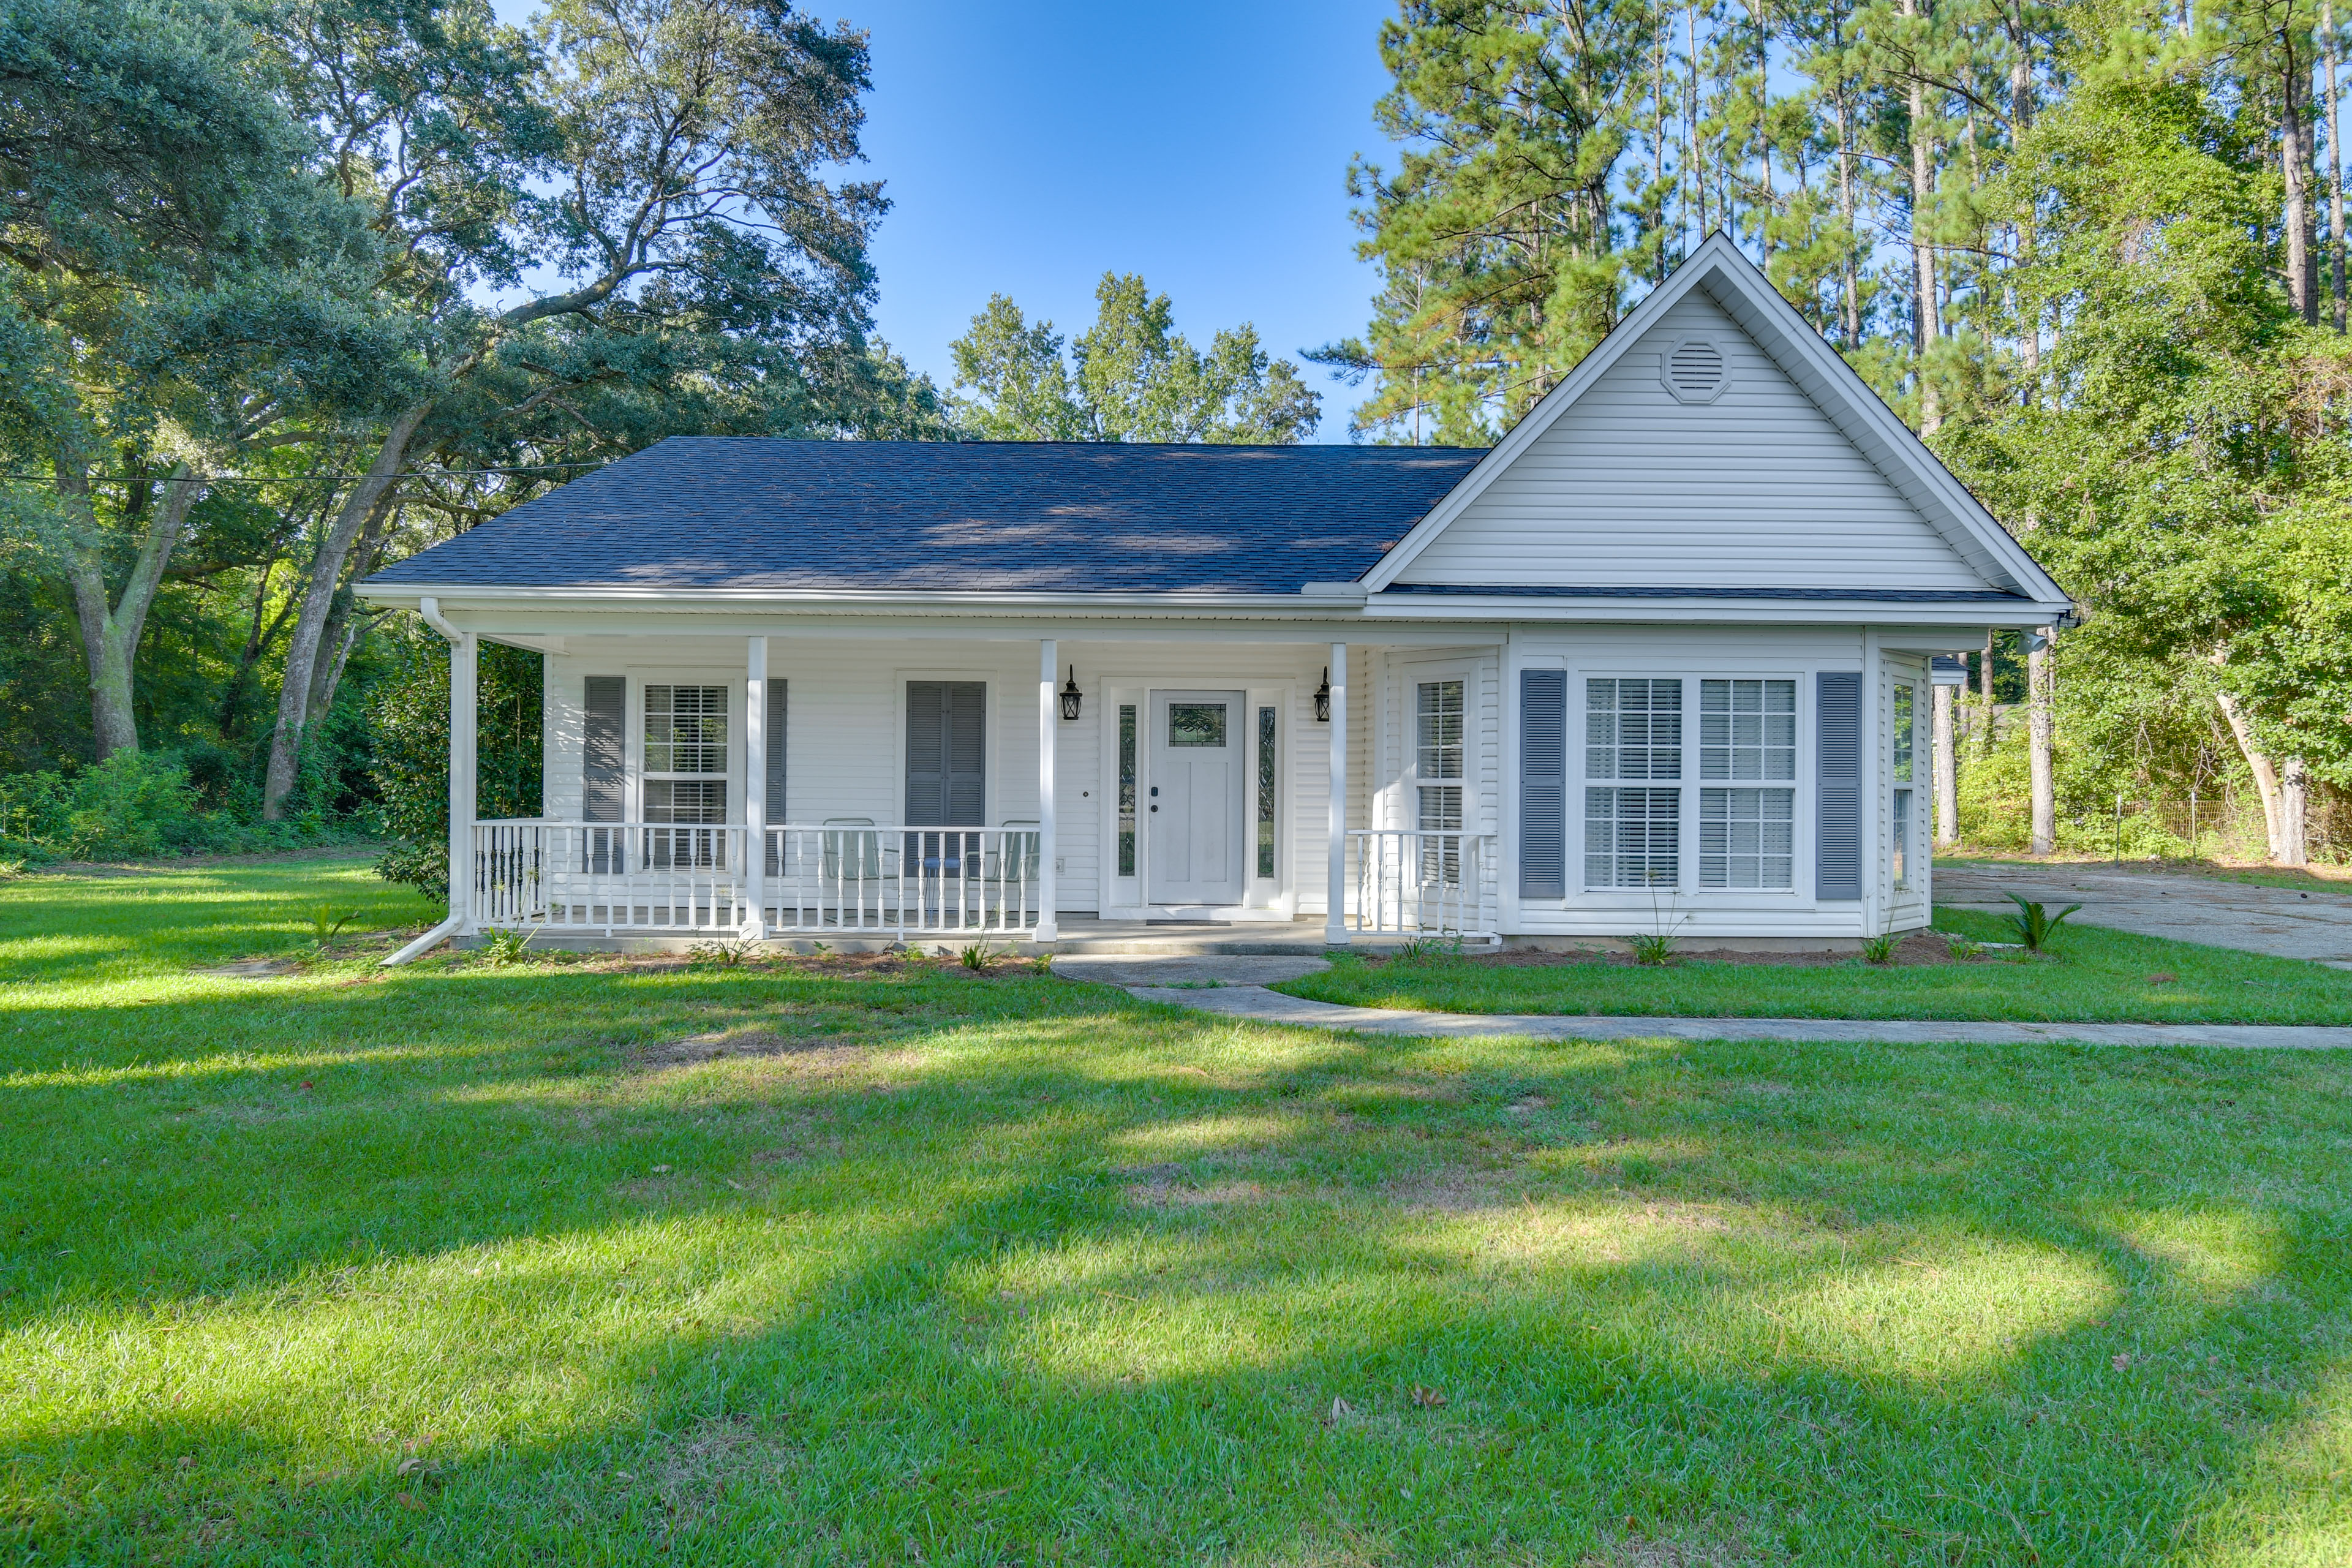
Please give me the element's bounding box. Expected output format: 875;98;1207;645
1661;336;1728;403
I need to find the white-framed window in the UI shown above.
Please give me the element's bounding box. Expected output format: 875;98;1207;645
1414;678;1466;883
643;684;728;868
1891;679;1918;891
1584;677;1682;888
1698;678;1796;890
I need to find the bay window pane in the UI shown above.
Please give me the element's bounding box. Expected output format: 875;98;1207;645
1699;786;1794;889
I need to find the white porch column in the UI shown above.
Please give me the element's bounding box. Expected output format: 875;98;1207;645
1036;638;1058;943
1325;641;1349;945
744;635;768;938
449;629;477;933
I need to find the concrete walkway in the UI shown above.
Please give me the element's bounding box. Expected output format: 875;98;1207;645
1937;861;2352;967
1050;955;2352;1050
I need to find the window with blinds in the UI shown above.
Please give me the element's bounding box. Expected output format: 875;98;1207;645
1585;678;1681;888
643;685;728;824
1891;680;1917;891
1415;679;1465;884
1698;679;1795;890
643;684;728;870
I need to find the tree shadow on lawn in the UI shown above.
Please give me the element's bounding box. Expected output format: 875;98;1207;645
2;969;2348;1564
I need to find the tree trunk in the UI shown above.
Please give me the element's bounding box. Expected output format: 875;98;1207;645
1904;0;1942;434
301;503;401;742
2214;684;2288;858
2288;24;2318;324
1933;679;1960;845
262;409;425;818
2028;630;2055;855
1978;630;1997;755
2282;756;2310;864
2330;0;2346;330
55;462;205;761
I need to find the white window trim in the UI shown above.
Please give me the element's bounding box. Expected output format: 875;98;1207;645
1571;666;1814;904
622;665;742;824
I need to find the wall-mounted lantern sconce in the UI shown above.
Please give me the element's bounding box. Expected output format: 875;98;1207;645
1313;667;1332;723
1059;665;1084;722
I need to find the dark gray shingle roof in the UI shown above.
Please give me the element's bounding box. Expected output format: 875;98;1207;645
364;437;1487;595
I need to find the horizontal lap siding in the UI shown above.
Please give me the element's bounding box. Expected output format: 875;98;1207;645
1395;293;1989;592
545;638;1347;916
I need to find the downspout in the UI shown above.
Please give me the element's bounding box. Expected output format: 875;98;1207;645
383;595;467;967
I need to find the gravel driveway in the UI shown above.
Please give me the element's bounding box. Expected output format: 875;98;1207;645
1936;861;2352;966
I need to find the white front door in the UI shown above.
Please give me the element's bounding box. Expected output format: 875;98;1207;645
1148;690;1245;906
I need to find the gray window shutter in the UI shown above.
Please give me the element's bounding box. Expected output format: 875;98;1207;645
906;681;986;825
762;680;787;875
1518;669;1566;899
1815;671;1861;900
764;679;786;821
582;676;625;875
582;677;625;822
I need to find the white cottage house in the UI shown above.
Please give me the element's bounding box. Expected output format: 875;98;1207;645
359;235;2070;957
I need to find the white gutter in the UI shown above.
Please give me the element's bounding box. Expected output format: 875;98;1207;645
382;917;462;968
415;594;464;641
380;595;468;968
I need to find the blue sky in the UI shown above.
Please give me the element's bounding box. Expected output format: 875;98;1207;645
842;1;1397;439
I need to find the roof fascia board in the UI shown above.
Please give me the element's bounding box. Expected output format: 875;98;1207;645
357;584;1362;616
377;608;1517;646
1362;595;2065;627
1357;238;1728;593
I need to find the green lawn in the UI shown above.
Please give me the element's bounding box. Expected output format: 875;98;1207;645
4;858;2350;1564
1276;907;2352;1024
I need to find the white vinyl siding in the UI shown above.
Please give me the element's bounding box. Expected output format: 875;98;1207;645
1393;292;1991;592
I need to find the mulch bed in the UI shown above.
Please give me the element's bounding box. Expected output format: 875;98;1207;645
1407;930;1983;970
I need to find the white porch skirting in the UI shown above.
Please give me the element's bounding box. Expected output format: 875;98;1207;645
470;821;1041;938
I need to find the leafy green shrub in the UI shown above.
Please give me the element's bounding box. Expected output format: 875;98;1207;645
369;628;543;906
2004;894;2082;951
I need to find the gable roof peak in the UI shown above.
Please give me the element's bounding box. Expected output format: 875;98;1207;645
1358;233;2070;611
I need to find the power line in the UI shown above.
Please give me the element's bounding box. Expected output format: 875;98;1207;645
0;460;612;484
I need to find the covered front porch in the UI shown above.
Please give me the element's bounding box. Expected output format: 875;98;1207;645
431;606;1504;949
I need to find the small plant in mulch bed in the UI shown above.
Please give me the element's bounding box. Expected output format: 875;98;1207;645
476;926;540;968
1943;935;1985;960
1626;931;1678;966
1860;931;1899;966
959;942;998;972
687;935;764;969
1395;935;1463;962
2004;893;2083;952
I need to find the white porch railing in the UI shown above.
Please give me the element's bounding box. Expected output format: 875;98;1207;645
1349;829;1499;940
469;821;1041;938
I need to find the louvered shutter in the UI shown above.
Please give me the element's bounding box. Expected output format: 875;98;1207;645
906;681;986;825
1518;669;1567;899
762;680;787;875
582;676;625;874
1815;671;1861;900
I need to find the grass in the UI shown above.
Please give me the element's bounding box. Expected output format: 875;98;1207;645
2;857;2350;1564
1276;907;2352;1024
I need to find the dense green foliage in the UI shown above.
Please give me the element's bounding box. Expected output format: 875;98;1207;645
0;0;948;853
2;858;2346;1561
1329;0;2352;856
367;632;542;901
949;271;1322;442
